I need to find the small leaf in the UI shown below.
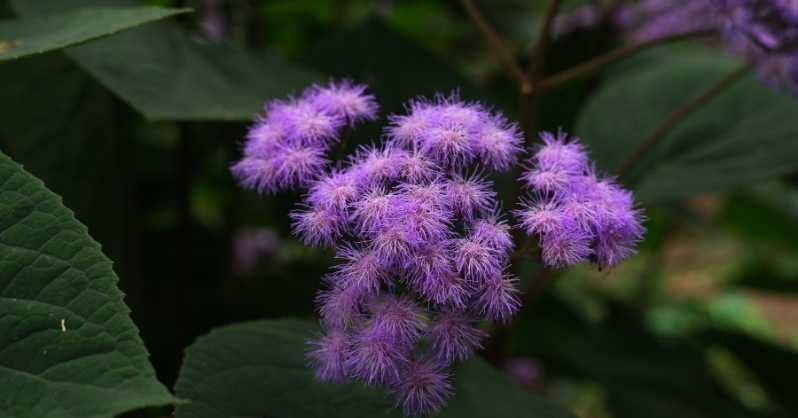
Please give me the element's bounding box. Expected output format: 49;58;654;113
575;50;798;202
0;150;175;418
175;319;576;418
0;5;187;62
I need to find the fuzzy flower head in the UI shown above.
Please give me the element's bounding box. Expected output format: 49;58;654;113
427;310;486;364
393;359;453;417
307;79;380;126
268;99;344;146
516;130;645;270
306;331;352;383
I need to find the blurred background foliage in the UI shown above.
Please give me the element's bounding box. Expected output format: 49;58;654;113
2;0;798;417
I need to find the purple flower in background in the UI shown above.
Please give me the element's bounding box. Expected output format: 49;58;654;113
552;0;798;96
515;130;645;270
233;82;644;416
231;227;280;275
503;357;544;387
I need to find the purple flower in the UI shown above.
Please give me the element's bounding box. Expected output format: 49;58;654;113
349;145;407;187
471;115;524;172
404;242;455;289
363;295;426;347
316;282;364;330
396;184;454;244
371;223;416;263
290;205;344;247
420;122;476;168
333;246;388;298
474;273;521;323
516;200;565;236
307;79;380;126
352;187;395;234
539;224;593;268
469;216;514;255
533;130;589;173
416;267;469;310
306;331;352;383
516;130;645;270
399;152;440;184
268;99;344;146
446;173;496;221
427;310;486;364
232;143;328;194
453;237;501;284
242;119;286;158
307;170;359;213
393;359;453;417
386;99;437;147
348;329;409;386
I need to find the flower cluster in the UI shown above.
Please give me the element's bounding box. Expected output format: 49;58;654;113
515;131;645;270
553;0;798;96
629;0;798;94
231;80;378;194
233;81;526;416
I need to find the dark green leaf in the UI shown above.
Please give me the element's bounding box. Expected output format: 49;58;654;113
175;319;576;418
0;5;187;62
11;0;321;121
0;53;129;283
0;150;174;418
575;51;798;202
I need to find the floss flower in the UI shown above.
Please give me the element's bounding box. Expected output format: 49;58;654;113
232;83;641;416
553;0;798;96
515;130;645;270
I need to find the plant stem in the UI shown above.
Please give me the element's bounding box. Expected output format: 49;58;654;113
460;0;530;91
529;0;563;83
536;31;712;91
521;0;564;137
616;62;753;177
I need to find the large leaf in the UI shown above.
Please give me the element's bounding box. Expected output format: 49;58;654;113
575;51;798;202
0;5;187;62
175;319;576;418
0;150;174;418
0;53;130;283
11;0;321;121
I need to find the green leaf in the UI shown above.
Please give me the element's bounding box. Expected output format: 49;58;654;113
10;0;321;121
0;53;129;281
575;51;798;202
0;5;187;62
175;319;576;418
0;150;174;418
